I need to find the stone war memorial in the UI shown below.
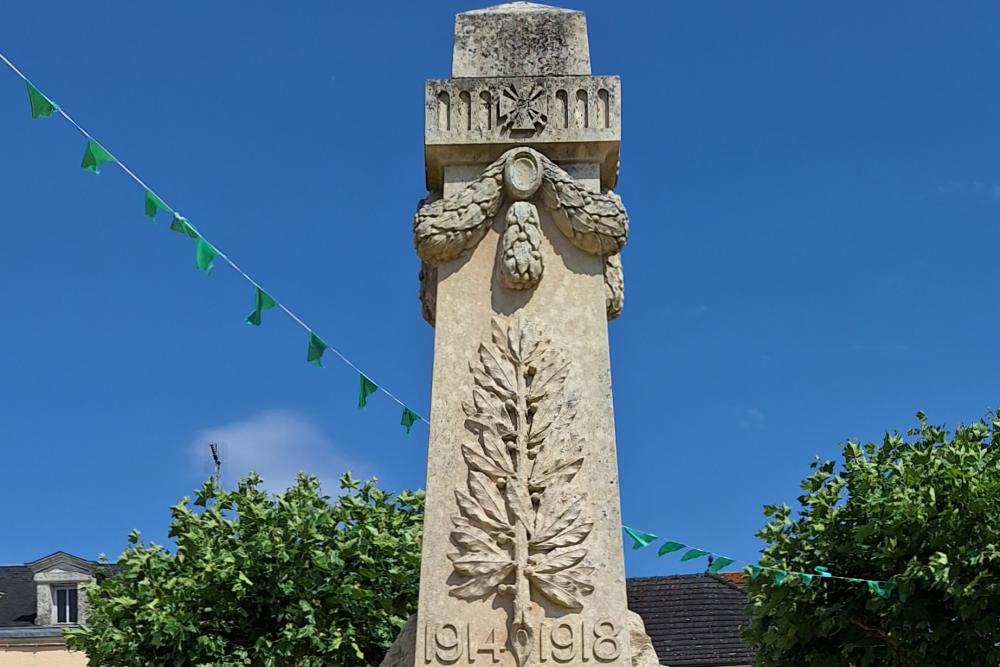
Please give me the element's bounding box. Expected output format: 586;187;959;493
382;4;658;667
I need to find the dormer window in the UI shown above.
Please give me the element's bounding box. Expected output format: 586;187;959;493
54;586;78;624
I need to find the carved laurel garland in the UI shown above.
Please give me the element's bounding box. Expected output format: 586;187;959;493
448;317;593;667
414;147;627;323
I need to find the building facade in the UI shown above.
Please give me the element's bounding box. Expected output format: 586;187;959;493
0;552;95;666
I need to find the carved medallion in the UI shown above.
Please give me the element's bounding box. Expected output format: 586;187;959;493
449;318;593;667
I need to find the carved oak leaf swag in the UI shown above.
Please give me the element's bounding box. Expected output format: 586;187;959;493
448;317;593;667
414;147;627;324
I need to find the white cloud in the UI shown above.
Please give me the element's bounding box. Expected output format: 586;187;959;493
738;408;766;432
189;410;365;494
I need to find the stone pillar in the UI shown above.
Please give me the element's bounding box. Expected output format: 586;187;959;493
401;4;650;667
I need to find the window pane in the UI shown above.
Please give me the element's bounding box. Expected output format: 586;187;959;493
68;589;78;624
56;589;67;623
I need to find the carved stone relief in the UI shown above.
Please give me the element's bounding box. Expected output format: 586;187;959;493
499;83;547;136
449;317;593;667
415;147;628;324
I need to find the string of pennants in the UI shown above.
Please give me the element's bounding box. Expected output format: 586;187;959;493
622;526;897;599
3;52;426;434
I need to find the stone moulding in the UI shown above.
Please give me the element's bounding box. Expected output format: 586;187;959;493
414;146;628;324
449;317;593;667
424;75;621;191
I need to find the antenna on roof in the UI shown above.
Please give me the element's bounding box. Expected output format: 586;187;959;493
208;442;222;482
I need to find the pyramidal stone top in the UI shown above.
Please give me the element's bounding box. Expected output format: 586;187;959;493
452;2;592;78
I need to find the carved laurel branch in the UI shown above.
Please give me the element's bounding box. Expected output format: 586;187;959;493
414;159;506;265
537;160;628;257
501;202;544;290
448;318;593;664
414;147;627;322
604;253;624;321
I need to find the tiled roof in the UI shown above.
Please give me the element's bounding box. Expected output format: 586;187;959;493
0;565;36;627
627;574;755;667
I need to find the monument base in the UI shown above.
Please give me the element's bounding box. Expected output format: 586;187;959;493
379;612;661;667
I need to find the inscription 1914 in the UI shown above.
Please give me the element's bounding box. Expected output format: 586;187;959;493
423;619;623;665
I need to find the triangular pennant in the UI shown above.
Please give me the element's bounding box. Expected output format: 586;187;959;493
867;581;895;599
773;570;787;586
358;374;379;408
814;566;832;578
622;526;658;550
246;287;278;326
657;541;685;556
26;82;58;119
307;332;327;367
195;238;219;273
747;565;763;581
401;407;420;433
680;549;710;562
800;573;814;586
169;214;199;239
81;139;114;173
145;191;168;219
707;556;735;574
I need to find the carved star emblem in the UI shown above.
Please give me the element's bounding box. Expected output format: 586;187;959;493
499;84;547;135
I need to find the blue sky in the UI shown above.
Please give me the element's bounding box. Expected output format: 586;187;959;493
2;1;999;578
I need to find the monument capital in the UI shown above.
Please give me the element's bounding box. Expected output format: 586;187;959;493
424;2;620;192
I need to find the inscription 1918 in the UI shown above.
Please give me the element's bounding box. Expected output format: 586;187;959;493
423;619;623;665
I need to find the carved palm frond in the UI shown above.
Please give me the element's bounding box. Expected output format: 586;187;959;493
448;317;593;665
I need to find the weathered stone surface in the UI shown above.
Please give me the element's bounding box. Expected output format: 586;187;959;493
626;611;660;667
452;3;591;78
380;615;418;667
383;613;662;667
424;76;621;191
409;4;652;667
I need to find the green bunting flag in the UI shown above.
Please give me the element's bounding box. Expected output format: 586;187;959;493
307;332;327;367
246;287;278;326
657;541;685;556
169;214;199;239
81;139;114;174
401;407;420;433
145;191;168;219
195;238;219;273
681;548;710;562
26;82;57;118
627;530;898;596
867;581;895;599
358;374;378;408
708;556;735;574
622;526;658;550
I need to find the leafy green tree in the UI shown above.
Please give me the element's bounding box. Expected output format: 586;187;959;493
67;472;423;667
744;411;1000;666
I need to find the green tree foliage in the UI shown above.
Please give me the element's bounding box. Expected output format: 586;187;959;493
744;411;1000;666
67;472;423;667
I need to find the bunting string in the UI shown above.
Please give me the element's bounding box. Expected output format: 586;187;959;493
622;526;897;599
0;51;428;432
